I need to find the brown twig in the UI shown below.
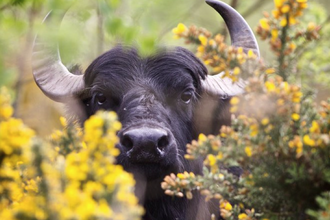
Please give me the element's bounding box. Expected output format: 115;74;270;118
97;2;104;55
0;3;10;11
241;0;267;18
158;0;204;41
13;1;40;114
278;13;290;81
216;0;270;43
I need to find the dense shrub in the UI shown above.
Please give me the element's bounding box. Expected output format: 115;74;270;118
162;0;330;219
0;87;144;220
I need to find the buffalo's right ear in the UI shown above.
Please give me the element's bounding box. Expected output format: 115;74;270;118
68;64;84;76
173;47;208;93
193;92;232;137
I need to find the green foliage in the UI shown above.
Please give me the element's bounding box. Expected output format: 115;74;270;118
307;192;330;220
297;3;330;87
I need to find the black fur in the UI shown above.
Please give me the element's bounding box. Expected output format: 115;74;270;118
72;46;229;220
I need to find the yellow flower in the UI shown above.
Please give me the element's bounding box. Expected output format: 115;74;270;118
245;146;253;157
288;141;294;148
204;59;212;65
197;45;205;53
261;118;269;125
265;81;276;92
0;118;35;154
248;50;256;59
208;39;216;47
289;16;297;25
0;105;13;120
0;87;14;120
177;173;186;179
259;18;270;31
60;116;67;127
277;99;285;106
271;30;278;42
198;133;207;143
233;67;241;75
216;152;223;160
282;81;290;93
281;5;290;13
272;9;280;19
307;22;316;32
198;35;208;46
291;113;300;121
250;124;259;137
266;68;276;74
230;97;240;105
220;200;232;211
289;42;296;51
24;179;39;193
292;91;302;103
172;23;187;35
238;213;249;220
296;146;303;155
207;154;217;166
299;2;308;9
303;135;315;147
280;18;288;27
309;121;320;134
230;105;238;113
274;0;285;8
189;172;195;178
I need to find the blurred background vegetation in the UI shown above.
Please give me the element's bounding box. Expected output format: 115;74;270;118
0;0;329;136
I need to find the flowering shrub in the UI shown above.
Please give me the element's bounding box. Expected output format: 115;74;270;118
173;23;258;83
164;0;329;219
256;0;320;80
0;88;144;220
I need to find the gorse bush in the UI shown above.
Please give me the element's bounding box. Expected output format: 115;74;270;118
162;0;330;219
0;87;144;220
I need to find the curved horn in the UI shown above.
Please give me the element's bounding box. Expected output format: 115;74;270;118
32;11;84;102
202;0;260;96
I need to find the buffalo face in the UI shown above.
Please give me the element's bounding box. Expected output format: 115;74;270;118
82;47;207;184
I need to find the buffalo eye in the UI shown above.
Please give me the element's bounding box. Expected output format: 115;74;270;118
96;93;107;105
180;90;193;104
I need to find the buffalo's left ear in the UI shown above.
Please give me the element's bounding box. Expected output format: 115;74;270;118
173;47;208;92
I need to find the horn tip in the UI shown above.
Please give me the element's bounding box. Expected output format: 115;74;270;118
205;0;226;7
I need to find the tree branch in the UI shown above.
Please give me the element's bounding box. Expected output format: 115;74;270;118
241;0;267;18
217;0;268;38
97;2;104;55
158;0;204;41
0;3;10;11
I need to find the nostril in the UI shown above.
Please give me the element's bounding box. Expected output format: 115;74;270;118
157;135;169;151
121;134;134;150
120;128;171;156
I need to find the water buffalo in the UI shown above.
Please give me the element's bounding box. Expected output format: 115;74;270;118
32;0;259;219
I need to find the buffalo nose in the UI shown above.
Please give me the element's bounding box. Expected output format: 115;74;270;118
120;128;169;158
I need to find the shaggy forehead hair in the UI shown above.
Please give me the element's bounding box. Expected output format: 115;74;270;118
83;46;208;97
